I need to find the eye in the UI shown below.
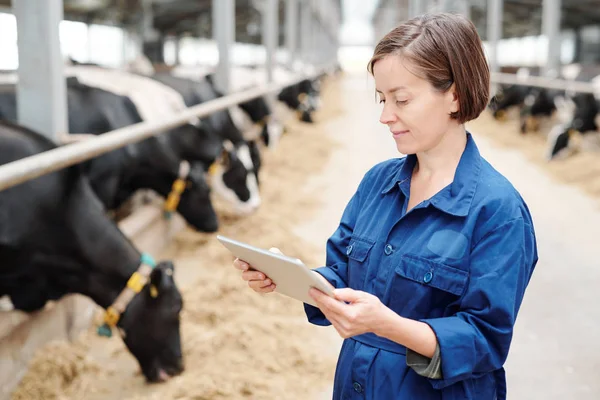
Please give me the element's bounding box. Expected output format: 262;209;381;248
378;98;385;104
396;100;408;106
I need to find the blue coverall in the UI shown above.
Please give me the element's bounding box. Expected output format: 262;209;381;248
304;133;538;399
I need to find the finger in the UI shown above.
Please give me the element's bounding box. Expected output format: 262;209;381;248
241;270;267;282
317;306;353;337
320;311;348;337
233;258;250;271
309;287;332;303
259;278;273;288
311;288;348;315
251;282;276;293
311;293;348;324
249;279;273;290
312;271;335;290
333;288;363;303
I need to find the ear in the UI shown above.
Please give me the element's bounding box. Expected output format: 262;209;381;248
220;148;231;168
447;83;460;114
261;125;270;147
148;262;175;298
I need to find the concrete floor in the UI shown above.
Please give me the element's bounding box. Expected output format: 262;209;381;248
296;73;600;399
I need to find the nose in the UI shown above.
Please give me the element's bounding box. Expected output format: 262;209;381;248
379;104;397;125
235;196;261;216
169;358;185;375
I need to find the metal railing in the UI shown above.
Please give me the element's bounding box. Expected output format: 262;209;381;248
491;71;598;94
0;72;320;192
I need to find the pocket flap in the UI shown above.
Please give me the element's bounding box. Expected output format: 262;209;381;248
346;237;375;262
395;254;468;296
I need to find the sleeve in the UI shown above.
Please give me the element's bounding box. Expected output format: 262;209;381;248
303;185;363;326
407;345;443;379
419;217;538;390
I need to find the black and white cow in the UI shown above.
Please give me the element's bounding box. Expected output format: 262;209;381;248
238;65;322;123
82;64;262;215
0;120;184;382
143;71;263;212
166;64;284;146
169;66;285;148
488;83;532;120
518;87;565;134
541;64;600;158
0;79;220;231
171;64;321;125
505;64;600;135
546;92;600;159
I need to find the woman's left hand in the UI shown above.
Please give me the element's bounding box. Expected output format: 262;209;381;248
309;287;388;338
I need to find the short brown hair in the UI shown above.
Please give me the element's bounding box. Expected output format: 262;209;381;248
368;13;490;124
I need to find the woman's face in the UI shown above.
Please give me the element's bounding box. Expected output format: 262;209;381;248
373;55;460;155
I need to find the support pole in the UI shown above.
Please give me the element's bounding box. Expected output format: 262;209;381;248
14;0;67;140
542;0;562;76
212;0;235;93
140;0;164;63
262;0;278;84
300;1;311;65
487;0;503;80
285;0;298;68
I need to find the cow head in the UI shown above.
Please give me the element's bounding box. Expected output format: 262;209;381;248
118;261;184;383
167;123;223;166
236;96;284;148
208;140;261;215
164;123;261;216
546;123;578;160
172;162;219;232
277;83;315;123
546;92;599;160
300;78;322;112
490;84;532;121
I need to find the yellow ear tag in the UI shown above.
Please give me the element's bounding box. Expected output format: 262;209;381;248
150;285;158;298
208;162;220;176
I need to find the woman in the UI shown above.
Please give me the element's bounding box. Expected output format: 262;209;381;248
233;12;538;400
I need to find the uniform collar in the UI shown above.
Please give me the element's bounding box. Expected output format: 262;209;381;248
381;132;481;217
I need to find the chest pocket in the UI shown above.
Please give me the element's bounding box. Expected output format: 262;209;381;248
387;253;469;318
346;236;375;289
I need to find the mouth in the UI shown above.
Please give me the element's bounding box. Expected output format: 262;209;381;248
158;368;170;382
392;130;409;138
147;363;185;383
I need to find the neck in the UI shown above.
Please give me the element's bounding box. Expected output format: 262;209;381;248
414;125;467;180
65;175;141;309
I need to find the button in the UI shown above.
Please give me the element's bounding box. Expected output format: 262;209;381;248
353;382;363;393
384;244;393;255
346;244;353;256
423;271;433;283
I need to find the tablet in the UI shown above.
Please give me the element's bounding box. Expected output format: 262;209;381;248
217;235;335;307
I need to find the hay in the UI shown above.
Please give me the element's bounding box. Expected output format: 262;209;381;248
11;341;107;400
11;77;344;400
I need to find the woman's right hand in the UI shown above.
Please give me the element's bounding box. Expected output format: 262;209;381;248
233;247;281;293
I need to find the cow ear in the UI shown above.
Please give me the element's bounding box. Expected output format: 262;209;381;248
220;148;231;168
148;262;175;298
220;140;235;167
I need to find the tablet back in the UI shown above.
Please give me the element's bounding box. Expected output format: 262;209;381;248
217;235;334;307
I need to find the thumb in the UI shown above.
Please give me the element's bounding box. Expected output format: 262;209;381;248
333;288;363;303
269;247;302;263
269;247;283;255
